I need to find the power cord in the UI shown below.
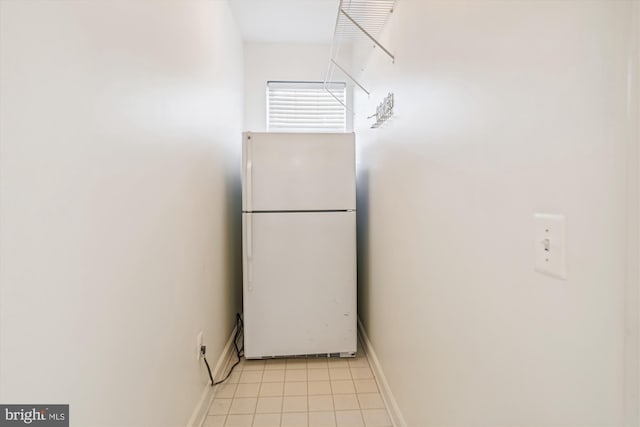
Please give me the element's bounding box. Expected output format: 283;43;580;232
201;313;244;387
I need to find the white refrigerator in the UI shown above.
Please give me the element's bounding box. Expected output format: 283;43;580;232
242;132;357;359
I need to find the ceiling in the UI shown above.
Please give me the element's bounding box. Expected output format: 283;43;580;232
229;0;340;44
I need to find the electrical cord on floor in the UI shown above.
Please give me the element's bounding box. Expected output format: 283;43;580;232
202;349;214;385
201;313;244;387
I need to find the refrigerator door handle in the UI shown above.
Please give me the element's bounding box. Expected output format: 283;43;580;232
247;213;252;258
246;138;253;212
247;214;253;291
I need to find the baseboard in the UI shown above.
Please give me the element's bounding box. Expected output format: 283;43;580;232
186;325;238;427
358;317;407;427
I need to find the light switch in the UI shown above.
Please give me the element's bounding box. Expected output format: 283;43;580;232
533;213;566;279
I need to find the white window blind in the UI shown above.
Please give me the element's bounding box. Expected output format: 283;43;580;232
267;81;346;132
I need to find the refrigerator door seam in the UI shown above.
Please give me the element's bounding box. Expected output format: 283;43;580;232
242;209;355;213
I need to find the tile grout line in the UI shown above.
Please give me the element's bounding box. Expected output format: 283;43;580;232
279;378;285;427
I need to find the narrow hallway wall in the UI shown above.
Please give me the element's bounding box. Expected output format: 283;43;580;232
0;1;243;426
355;1;638;425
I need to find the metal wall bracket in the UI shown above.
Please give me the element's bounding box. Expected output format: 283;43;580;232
339;8;395;64
369;93;394;128
331;59;370;96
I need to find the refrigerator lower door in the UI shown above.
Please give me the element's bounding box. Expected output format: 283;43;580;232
243;211;356;358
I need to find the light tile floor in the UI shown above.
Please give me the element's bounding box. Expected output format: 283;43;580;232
203;341;393;427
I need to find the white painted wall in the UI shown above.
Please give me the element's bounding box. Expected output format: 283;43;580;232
0;1;243;426
633;2;640;420
243;43;353;132
229;0;337;44
626;2;640;422
638;2;640;418
355;1;638;426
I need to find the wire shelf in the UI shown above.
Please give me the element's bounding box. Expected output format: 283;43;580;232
323;0;396;121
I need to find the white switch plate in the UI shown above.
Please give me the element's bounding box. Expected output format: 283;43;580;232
533;213;566;279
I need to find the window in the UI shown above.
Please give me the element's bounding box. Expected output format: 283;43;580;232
267;81;346;132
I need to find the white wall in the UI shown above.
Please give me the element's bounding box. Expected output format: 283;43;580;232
633;2;640;420
0;1;243;426
355;1;638;426
243;43;353;132
626;2;640;422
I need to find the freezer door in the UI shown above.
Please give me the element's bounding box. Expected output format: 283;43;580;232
242;132;355;212
242;211;357;358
